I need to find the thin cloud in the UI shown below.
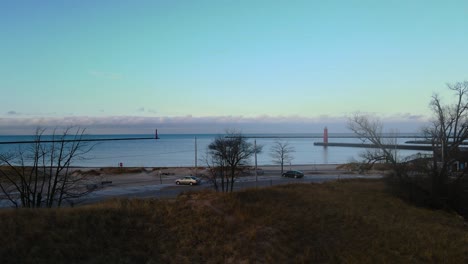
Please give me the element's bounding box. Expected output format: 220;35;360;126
397;113;427;120
6;111;20;116
136;107;158;114
0;114;431;135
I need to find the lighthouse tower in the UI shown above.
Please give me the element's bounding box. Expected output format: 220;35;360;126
323;127;328;146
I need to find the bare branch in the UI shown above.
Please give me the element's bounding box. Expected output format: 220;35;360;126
0;127;96;208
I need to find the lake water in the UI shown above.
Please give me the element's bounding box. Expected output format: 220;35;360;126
0;133;430;167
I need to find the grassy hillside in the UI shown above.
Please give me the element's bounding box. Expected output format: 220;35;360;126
0;179;467;263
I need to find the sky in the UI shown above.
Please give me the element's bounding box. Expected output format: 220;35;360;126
1;0;467;134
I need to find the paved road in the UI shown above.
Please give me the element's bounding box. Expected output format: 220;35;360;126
75;173;382;206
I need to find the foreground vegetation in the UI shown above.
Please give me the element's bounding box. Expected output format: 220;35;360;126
0;179;467;263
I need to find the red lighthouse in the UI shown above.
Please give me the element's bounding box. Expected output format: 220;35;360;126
323;127;328;146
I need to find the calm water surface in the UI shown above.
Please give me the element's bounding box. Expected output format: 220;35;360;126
0;133;430;167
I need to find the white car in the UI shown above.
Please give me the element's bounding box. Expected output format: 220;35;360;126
175;176;201;185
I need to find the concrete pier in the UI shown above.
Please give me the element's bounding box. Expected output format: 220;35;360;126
313;142;432;151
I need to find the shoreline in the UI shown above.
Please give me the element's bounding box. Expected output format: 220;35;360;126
71;163;345;170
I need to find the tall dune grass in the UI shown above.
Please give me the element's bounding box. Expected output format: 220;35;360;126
0;179;466;263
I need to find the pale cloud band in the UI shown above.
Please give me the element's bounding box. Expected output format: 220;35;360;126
0;114;429;135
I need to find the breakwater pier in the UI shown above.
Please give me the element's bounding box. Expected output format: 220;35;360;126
313;142;432;151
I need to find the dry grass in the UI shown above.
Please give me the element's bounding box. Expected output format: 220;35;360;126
0;179;467;263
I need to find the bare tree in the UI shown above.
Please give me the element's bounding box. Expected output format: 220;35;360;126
423;81;468;205
201;149;222;192
0;127;95;208
270;140;295;175
346;113;435;213
348;81;468;217
207;131;260;192
347;113;407;179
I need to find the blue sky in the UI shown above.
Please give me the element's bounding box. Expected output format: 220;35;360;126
1;0;467;134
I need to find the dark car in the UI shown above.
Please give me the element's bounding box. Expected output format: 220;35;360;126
282;170;304;178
